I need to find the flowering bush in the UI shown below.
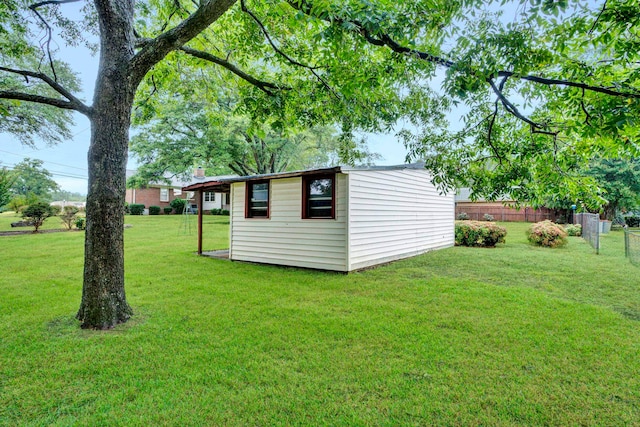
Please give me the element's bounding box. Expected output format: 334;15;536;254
527;220;568;248
455;221;507;247
483;213;495;222
456;212;470;220
565;223;582;236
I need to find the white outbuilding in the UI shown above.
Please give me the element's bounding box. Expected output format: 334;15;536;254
184;163;454;272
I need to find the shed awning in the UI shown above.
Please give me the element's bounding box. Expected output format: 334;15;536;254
182;181;231;193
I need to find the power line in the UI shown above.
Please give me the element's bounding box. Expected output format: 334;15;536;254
0;149;88;172
3;164;87;180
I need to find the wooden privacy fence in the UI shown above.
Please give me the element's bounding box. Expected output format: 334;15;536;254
455;203;560;222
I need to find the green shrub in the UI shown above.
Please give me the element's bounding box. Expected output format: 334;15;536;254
625;216;640;228
163;206;173;214
456;212;470;220
454;220;507;247
124;202;130;214
209;208;221;215
149;205;161;215
22;202;56;232
170;198;187;214
221;209;230;216
527;220;568;248
483;213;494;222
75;217;86;230
129;204;145;215
565;223;582;236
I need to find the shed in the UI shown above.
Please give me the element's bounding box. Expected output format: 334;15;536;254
184;163;454;272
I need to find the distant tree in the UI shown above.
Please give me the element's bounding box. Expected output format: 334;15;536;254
130;84;379;183
22;202;56;232
10;158;59;201
7;193;39;214
585;158;640;220
0;167;14;208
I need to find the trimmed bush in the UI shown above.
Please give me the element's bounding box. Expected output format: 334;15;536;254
221;209;230;216
209;208;221;215
149;205;161;215
22;202;56;232
59;206;79;230
527;220;568;248
456;212;469;220
170;198;187;214
163;207;173;214
455;220;507;247
483;213;495;222
129;203;145;215
565;223;582;236
75;217;86;230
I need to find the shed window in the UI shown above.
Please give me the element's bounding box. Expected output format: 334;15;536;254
160;188;169;202
303;174;335;219
204;192;216;202
246;181;269;218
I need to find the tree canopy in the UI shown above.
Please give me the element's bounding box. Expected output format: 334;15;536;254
129;67;380;182
8;158;59;201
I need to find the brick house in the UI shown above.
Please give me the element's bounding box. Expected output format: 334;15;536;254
125;168;232;213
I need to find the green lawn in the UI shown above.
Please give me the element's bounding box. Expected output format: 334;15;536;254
1;216;639;425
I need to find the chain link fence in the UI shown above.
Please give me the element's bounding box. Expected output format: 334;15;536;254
575;213;600;254
625;228;640;266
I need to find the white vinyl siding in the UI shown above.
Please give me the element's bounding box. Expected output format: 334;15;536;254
230;175;348;271
346;169;454;270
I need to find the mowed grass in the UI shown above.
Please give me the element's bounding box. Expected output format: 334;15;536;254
1;215;639;426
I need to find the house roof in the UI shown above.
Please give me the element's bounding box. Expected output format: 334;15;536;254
181;163;427;191
455;187;513;202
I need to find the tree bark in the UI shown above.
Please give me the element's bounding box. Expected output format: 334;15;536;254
75;0;238;328
76;0;136;329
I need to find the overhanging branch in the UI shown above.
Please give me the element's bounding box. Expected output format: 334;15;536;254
130;0;238;86
0;66;91;115
0;90;79;110
241;0;339;98
28;0;83;82
287;0;640;99
178;45;289;95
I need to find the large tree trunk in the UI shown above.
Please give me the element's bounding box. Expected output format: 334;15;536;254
76;0;136;329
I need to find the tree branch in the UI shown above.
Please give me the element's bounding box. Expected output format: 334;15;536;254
0;90;79;110
0;66;91;115
496;71;640;99
130;0;238;86
177;45;289;94
588;0;608;35
287;0;640;100
28;0;82;82
241;0;339;98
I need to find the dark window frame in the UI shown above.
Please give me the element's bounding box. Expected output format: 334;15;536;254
302;174;336;219
245;180;270;219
